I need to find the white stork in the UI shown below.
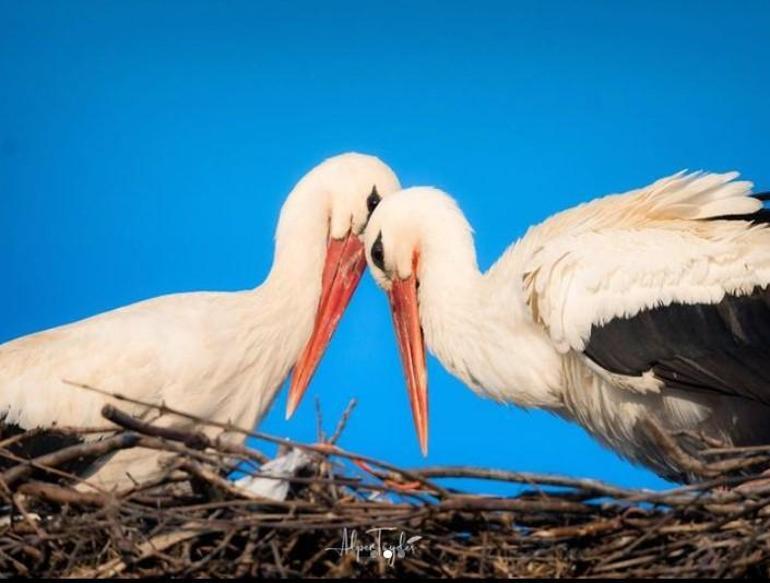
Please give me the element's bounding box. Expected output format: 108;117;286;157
363;172;770;483
0;152;401;489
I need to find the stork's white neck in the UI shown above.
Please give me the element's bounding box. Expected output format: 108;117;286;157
227;176;333;428
417;223;563;410
265;174;331;294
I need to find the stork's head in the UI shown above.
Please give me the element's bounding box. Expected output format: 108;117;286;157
363;187;476;455
286;153;401;419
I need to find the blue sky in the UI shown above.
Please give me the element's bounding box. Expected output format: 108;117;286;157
2;1;770;492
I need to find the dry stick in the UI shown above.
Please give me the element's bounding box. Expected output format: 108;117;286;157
412;466;637;499
318;398;357;503
532;517;623;539
328;398;358;446
101;405;210;450
17;482;110;507
314;397;325;443
435;495;594;515
101;404;269;464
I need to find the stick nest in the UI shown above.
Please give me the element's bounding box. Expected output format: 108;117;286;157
2;394;770;578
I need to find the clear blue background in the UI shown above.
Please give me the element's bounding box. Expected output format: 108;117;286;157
2;0;770;492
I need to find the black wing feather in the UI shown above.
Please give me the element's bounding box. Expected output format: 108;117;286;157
584;286;770;404
0;421;96;479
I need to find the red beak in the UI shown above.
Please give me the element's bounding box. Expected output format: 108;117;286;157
286;232;366;419
388;273;429;455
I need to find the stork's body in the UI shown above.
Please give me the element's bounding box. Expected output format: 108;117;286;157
365;172;770;483
0;153;400;489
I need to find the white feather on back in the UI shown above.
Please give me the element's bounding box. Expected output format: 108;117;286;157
512;171;770;352
0;291;303;434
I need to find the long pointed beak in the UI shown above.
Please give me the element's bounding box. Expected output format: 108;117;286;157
389;274;429;455
286;232;366;419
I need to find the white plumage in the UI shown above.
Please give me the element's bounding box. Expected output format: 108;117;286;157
0;152;400;489
518;172;769;352
364;171;770;482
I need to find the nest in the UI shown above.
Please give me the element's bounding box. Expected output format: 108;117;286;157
3;389;770;578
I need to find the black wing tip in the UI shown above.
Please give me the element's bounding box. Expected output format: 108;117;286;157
0;422;93;478
585;285;770;398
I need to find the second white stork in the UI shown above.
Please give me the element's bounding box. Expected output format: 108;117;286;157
0;152;400;489
364;171;770;483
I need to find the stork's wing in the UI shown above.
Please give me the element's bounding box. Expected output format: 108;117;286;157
519;171;770;402
583;286;770;401
0;292;219;433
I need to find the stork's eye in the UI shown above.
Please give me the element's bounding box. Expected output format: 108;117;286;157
370;232;385;271
366;185;381;215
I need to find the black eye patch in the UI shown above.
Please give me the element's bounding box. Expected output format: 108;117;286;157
366;185;381;215
370;231;385;271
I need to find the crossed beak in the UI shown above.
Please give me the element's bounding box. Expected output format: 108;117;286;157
286;232;366;419
389;272;429;456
